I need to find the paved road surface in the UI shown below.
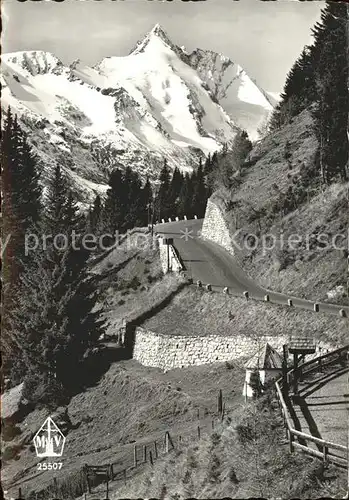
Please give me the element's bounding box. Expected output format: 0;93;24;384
155;219;349;317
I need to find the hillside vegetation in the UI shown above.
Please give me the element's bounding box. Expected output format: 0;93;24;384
207;2;348;305
111;394;347;499
3;360;245;499
142;287;348;346
215;109;348;303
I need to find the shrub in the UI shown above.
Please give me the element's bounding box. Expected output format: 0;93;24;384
23;370;68;408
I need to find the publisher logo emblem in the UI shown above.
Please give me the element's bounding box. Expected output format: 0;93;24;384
33;417;66;458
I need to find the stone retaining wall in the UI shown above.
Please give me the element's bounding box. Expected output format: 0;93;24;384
158;237;183;274
201;198;235;255
132;327;338;371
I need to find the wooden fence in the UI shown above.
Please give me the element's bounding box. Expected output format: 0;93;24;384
80;391;226;497
274;345;349;468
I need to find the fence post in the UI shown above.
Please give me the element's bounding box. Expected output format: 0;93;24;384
197;408;200;420
221;402;225;422
197;425;201;440
123;469;127;485
18;488;22;499
165;432;169;453
154;440;158;459
85;464;91;494
110;463;114;480
149;450;154;466
106;479;109;500
289;430;294;453
323;444;328;467
53;477;58;496
212;419;214;430
143;444;147;463
134;445;137;467
217;389;223;415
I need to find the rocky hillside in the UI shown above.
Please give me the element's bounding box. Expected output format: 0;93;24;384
1;24;273;204
211;109;348;304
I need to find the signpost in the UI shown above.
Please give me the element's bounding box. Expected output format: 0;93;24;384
288;337;316;394
288;337;316;395
163;238;173;272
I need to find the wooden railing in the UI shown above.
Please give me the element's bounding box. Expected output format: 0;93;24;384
274;345;349;468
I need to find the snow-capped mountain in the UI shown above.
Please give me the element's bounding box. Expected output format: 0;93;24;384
185;48;275;139
1;24;274;204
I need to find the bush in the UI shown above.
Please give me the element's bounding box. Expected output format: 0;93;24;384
23;370;68;408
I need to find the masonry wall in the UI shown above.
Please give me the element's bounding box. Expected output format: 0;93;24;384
132;327;338;371
158;237;183;274
201;198;235;256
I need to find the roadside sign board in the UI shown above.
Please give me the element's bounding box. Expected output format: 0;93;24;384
288;337;316;355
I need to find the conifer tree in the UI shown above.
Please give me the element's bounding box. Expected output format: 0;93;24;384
155;159;171;220
1;108;42;374
103;168;124;235
9;165;105;395
192;160;207;217
178;173;194;218
311;1;348;183
88;194;102;234
168;167;183;218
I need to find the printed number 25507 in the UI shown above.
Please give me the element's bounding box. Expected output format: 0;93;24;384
37;462;63;470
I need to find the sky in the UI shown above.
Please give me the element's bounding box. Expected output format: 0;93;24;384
2;0;324;94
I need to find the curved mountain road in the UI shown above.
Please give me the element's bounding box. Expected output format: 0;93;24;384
155;219;349;318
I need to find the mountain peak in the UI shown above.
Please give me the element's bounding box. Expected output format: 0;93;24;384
130;23;177;55
149;23;168;39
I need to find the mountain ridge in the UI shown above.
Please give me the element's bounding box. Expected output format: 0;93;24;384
1;25;274;205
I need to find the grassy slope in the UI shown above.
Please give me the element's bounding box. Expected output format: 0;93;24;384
111;394;347;499
90;231;187;333
2;233;245;498
3;360;245;498
142;287;348;345
217;109;348;303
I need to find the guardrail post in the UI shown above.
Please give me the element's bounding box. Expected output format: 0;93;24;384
194;215;198;219
206;284;212;292
243;291;249;300
339;309;347;318
287;299;293;307
223;287;229;294
184;215;187;220
197;280;202;289
264;294;270;302
314;303;319;312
